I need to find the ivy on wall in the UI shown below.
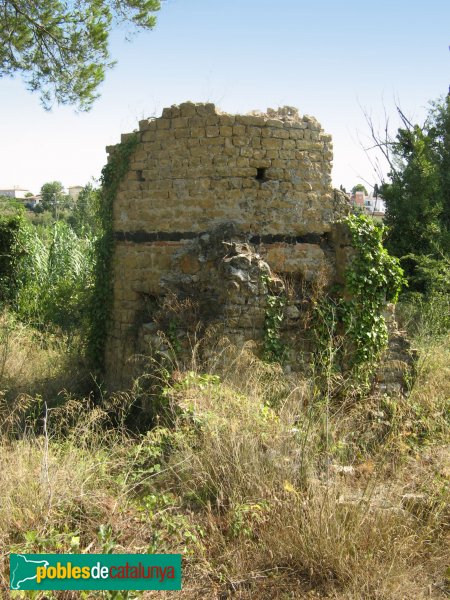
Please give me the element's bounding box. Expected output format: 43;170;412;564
314;214;405;372
261;274;287;364
344;214;405;362
87;133;139;371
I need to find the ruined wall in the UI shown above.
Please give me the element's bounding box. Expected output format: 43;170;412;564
105;102;349;386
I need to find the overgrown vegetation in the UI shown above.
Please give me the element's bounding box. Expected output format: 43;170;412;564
0;209;447;597
87;133;139;370
0;100;448;599
262;274;287;363
368;95;450;297
313;214;405;381
0;136;138;370
0;314;448;598
0;214;95;336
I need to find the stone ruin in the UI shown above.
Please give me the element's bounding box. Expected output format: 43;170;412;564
104;101;411;391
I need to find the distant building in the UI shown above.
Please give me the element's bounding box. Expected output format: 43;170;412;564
68;185;83;201
0;186;33;199
352;190;365;208
350;191;386;217
24;195;40;209
363;193;386;216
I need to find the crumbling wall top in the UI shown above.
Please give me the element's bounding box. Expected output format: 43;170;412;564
132;101;325;136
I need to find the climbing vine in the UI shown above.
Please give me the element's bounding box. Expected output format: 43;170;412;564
87;133;139;370
314;214;405;371
262;275;287;363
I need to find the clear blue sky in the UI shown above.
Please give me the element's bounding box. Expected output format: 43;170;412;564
1;0;449;194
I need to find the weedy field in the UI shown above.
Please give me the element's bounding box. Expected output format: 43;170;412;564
0;296;448;600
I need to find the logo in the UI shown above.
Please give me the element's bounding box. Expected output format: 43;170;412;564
10;554;182;591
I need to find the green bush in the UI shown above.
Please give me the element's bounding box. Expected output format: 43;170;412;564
0;215;95;335
15;221;95;332
0;215;26;303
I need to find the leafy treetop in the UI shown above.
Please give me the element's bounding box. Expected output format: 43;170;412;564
0;0;161;110
351;183;368;196
40;181;65;208
379;96;450;293
69;183;101;236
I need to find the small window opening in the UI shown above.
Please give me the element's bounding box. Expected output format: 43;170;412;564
137;169;145;182
256;167;267;181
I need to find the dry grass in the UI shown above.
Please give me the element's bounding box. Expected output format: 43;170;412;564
150;343;449;599
0;325;448;599
0;311;89;402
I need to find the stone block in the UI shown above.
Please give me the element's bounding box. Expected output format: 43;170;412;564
271;128;290;139
156;118;170;130
139;119;151;131
233;125;246;136
172;117;190;129
219;126;233;137
190;127;206;138
279;150;296;160
121;132;137;143
266;118;284;128
289;129;304;140
179;101;197;117
236;115;266;126
266;167;284;179
205;115;220;126
206;126;220;137
180;253;201;274
219;115;236;126
106;145;118;156
249;158;271;168
161;107;175;118
174;129;191;139
252;149;267;160
196;103;216;116
200;138;225;148
262;138;283;149
233;136;250;147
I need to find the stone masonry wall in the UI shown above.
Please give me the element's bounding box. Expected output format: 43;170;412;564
105;102;350;387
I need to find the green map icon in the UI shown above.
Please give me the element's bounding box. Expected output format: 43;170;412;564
10;554;50;590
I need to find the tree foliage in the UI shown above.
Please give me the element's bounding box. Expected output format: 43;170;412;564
0;214;25;303
40;180;68;217
369;97;450;294
69;183;101;236
351;183;368;196
0;0;161;110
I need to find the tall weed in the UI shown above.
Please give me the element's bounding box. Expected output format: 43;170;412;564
15;221;95;333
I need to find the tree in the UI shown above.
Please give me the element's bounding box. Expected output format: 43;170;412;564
351;183;368;196
0;0;161;110
40;181;66;217
69;183;100;235
369;97;450;293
